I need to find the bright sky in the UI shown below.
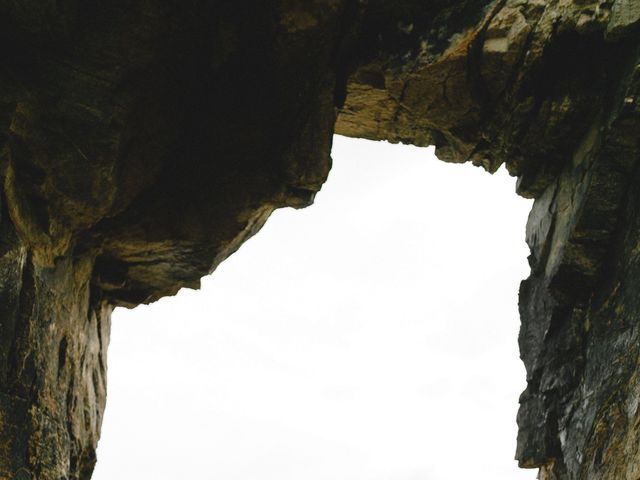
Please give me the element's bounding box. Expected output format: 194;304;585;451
93;136;536;480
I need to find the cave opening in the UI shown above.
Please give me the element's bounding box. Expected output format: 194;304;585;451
93;137;534;480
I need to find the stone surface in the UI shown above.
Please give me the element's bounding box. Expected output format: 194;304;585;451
1;0;640;478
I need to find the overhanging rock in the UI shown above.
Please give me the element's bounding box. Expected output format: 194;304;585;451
0;1;639;478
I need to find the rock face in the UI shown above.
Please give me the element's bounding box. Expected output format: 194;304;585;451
0;1;639;478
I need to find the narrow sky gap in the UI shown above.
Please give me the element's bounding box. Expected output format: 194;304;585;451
93;136;536;480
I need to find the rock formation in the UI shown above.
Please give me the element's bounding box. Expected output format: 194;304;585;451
0;1;639;478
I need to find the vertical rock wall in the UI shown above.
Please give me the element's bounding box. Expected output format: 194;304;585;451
517;58;640;478
336;2;640;475
0;212;110;479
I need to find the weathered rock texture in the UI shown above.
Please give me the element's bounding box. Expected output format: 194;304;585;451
0;1;639;478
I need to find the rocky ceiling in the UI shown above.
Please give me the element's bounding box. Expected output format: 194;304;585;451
1;1;639;479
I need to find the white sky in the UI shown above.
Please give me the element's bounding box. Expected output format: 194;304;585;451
93;136;537;480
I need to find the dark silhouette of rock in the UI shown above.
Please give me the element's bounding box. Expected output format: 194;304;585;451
0;1;639;478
